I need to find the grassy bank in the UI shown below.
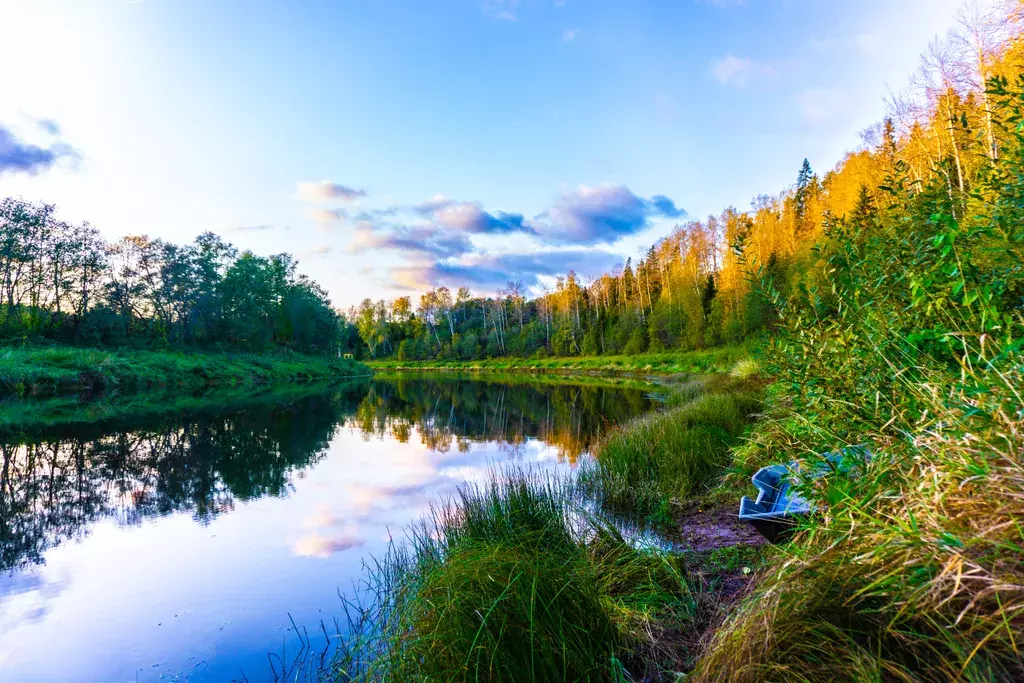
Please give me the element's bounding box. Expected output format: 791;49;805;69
685;349;1024;681
586;376;763;521
365;344;749;377
0;345;369;400
370;369;660;393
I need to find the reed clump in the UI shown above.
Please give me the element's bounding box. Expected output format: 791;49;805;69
332;471;696;681
591;382;762;517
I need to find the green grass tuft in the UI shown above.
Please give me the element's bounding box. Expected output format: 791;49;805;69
588;383;762;517
330;470;696;681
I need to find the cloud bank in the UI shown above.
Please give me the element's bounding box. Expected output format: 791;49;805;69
298;179;684;295
350;223;475;259
0;122;76;176
416;197;534;235
536;185;685;245
709;54;775;87
392;248;624;291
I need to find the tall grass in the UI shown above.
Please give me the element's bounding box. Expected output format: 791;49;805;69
328;470;697;681
589;380;762;517
687;91;1024;680
692;363;1024;682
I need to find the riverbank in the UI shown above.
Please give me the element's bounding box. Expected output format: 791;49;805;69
309;362;770;681
318;330;1024;682
0;346;369;399
371;368;664;394
366;344;750;378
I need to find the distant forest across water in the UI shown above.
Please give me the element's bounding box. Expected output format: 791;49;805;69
346;8;1024;362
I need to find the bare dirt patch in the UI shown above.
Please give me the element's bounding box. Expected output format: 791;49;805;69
671;503;767;552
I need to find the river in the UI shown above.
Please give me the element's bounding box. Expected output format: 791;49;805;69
0;373;658;682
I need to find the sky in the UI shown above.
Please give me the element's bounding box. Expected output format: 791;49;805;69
0;0;965;309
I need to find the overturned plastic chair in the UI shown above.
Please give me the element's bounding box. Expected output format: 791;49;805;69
738;463;812;542
739;446;871;542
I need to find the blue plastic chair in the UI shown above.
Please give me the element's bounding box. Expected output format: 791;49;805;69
739;446;871;542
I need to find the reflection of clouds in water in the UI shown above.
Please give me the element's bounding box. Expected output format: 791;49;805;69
344;475;459;518
301;504;344;530
292;429;571;559
0;570;45;599
294;505;363;558
0;567;70;602
0;567;71;638
0;378;656;681
292;529;363;559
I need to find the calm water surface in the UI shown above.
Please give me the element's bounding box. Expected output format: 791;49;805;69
0;374;656;682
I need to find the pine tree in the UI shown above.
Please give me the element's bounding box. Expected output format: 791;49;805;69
794;158;816;239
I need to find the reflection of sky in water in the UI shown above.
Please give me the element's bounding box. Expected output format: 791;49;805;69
0;423;584;682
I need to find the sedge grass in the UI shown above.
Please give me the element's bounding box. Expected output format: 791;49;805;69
329;470;697;682
589;383;763;518
690;355;1024;682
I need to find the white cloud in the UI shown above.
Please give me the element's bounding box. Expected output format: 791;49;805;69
297;180;366;202
231;224;274;232
310;207;347;224
303;245;333;258
710;54;774;87
561;28;580;42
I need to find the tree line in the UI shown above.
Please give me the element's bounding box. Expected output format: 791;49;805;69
0;199;351;354
353;1;1024;361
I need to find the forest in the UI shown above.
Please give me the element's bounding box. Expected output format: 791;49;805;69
350;2;1024;364
6;3;1023;372
0;200;354;355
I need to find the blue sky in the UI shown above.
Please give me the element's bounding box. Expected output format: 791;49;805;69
0;0;963;308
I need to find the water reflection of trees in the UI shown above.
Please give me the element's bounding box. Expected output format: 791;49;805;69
0;383;368;573
0;376;653;573
352;375;654;463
